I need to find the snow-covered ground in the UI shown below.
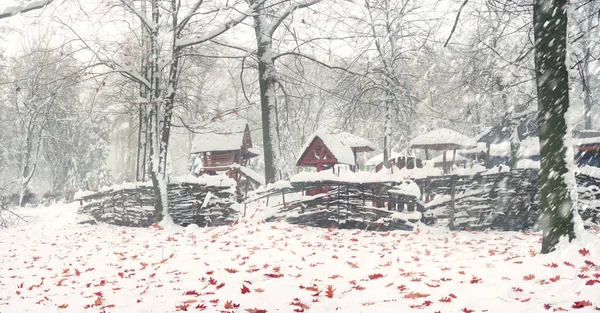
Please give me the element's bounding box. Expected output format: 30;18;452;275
1;202;600;313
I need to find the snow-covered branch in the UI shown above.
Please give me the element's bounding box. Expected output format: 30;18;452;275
175;5;256;51
0;0;53;20
266;0;322;37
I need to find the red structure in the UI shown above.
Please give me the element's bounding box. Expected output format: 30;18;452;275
296;130;377;172
191;120;264;196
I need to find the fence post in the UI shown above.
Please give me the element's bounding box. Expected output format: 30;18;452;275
337;184;341;226
449;175;456;231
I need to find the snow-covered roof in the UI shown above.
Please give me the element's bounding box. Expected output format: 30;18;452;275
364;149;421;167
297;129;378;166
239;166;265;186
409;128;476;150
191;119;249;153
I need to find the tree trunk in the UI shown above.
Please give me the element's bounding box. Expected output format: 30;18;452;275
533;0;575;254
509;120;520;169
254;8;277;184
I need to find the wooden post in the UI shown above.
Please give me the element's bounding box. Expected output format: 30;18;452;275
425;148;429;160
243;202;247;217
443;150;447;174
449;175;456;231
452;149;457;171
337;184;341;226
485;142;491;169
282;190;286;207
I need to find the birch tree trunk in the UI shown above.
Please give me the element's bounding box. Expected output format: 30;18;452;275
533;0;575;254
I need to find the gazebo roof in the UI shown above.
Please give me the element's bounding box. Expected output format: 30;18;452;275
409;128;476;150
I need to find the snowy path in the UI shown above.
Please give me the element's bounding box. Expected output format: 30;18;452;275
1;203;599;313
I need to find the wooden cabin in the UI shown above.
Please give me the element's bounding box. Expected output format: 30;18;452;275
296;130;377;172
190;119;264;196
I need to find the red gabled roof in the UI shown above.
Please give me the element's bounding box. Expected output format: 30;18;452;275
296;137;338;170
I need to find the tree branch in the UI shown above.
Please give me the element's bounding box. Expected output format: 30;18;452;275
444;0;469;47
0;0;53;20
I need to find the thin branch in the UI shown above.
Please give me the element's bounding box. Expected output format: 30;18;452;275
444;0;469;47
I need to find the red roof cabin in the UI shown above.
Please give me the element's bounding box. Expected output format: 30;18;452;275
296;129;377;172
190;119;264;195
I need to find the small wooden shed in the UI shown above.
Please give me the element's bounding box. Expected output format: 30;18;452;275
296;130;377;172
190;119;264;195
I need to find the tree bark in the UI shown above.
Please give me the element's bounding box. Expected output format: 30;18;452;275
533;0;575;254
253;4;278;184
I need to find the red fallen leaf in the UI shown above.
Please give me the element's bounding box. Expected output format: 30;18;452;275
354;285;366;291
195;304;206;310
246;309;267;313
326;285;335;298
208;277;217;285
241;284;251;294
57;278;68;286
58;304;68;309
224;300;239;309
470;276;482;284
564;261;575;267
512;287;524;292
584;260;597;267
206;271;214;275
586;280;600;285
101;304;116;309
521;298;531;302
572;300;592;309
544;262;559;268
404;292;430;299
75;269;81;276
225;268;238;273
579;248;590;256
594;273;600;279
426;283;440;288
137;299;142;303
94;291;103;297
577;274;589;279
118;272;124;278
17;282;24;288
184;290;200;296
523;274;535;281
329;274;342;279
397;285;407;292
264;273;284;278
544;304;552;310
550;275;561;282
462;308;475;313
176;303;189;311
368;273;384;280
439;297;452;302
449;293;457;298
254;288;265;293
293;309;304;313
290;300;310;310
216;283;225;289
94;296;103;306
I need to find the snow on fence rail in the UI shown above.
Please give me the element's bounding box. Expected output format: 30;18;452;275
249;177;428;231
77;176;238;227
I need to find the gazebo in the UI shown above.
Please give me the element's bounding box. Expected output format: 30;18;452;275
296;129;377;172
409;128;476;174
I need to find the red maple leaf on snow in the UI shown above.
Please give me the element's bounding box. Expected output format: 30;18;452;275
241;284;251;294
462;308;475;313
578;248;590;256
368;273;384;280
572;300;592;309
